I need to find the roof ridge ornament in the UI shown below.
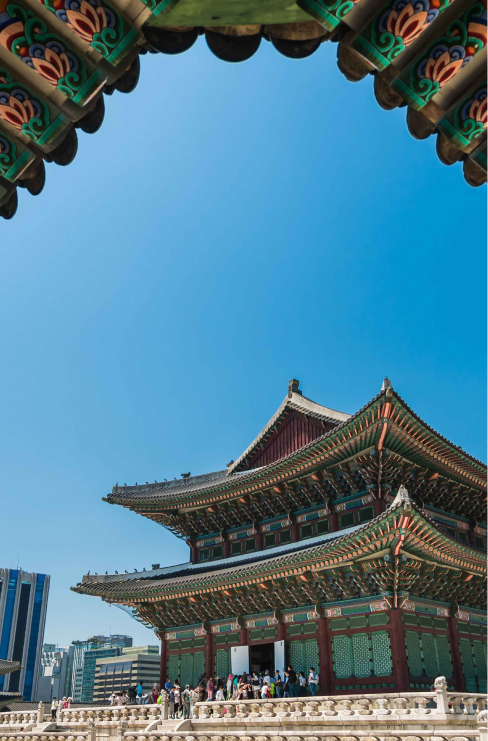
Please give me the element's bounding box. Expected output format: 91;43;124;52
381;377;392;391
288;378;302;398
392;484;412;512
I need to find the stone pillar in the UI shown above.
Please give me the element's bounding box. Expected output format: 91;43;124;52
205;629;214;679
389;609;409;691
159;635;167;689
448;616;465;691
318;616;332;695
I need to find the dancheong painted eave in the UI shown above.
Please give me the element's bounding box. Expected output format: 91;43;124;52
71;489;487;629
101;380;487;541
0;0;486;219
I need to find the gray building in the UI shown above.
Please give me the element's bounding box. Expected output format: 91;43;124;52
36;644;69;702
93;646;160;703
70;635;132;701
0;569;50;701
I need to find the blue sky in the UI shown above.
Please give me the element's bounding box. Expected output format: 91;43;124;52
0;37;486;649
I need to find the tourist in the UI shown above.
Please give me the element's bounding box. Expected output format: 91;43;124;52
298;671;306;696
173;683;181;717
165;678;173;693
151;683;159;703
62;697;68;709
127;685;136;704
109;692;117;706
274;671;282;698
169;687;175;718
251;672;260;699
51;698;57;721
283;669;289;697
308;667;319;696
287;666;298;697
226;673;233;700
182;685;191;718
260;681;270;699
136;682;144;704
116;692;126;706
215;686;225;701
206;676;214;701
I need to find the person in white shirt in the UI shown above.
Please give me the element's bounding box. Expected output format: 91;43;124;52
308;667;319;696
262;670;271;685
51;699;57;721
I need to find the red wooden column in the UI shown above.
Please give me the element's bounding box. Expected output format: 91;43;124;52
448;617;465;691
159;635;167;689
389;609;409;691
318;616;332;695
291;516;299;543
328;510;338;533
205;629;214;679
188;539;198;564
223;534;231;558
373;496;383;518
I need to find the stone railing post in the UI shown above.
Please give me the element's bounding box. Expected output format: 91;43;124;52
37;703;45;725
434;676;449;714
478;708;487;741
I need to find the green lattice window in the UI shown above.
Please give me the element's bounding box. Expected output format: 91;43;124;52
231;541;242;555
288;639;319;679
358;506;374;523
264;533;276;548
166;651;205;688
215;648;231;679
460;638;487;692
405;631;453;679
279;530;291;544
339;512;355;528
317;519;329;535
300;524;313;539
167;654;180;682
332;631;392;679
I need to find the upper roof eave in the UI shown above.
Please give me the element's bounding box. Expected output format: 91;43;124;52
105;385;486;514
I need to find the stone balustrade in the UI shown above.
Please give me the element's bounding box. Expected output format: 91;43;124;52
191;693;487;720
0;706;164;728
0;734;90;741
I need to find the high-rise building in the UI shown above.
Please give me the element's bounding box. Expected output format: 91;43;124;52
70;635;132;701
36;644;69;703
93;646;160;703
0;569;50;701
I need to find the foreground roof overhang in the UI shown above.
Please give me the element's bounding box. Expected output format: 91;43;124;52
0;661;21;678
101;382;487;537
0;0;486;218
72;487;487;626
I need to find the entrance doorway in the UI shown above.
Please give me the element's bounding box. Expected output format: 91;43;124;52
249;642;275;674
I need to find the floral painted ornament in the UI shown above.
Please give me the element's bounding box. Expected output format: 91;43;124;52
351;0;453;69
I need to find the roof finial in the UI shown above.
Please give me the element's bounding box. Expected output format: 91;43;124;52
288;379;301;398
392;484;412;512
381;377;392;391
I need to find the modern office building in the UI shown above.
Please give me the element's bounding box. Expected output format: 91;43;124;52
36;644;69;703
93;646;160;703
0;569;50;701
70;635;132;701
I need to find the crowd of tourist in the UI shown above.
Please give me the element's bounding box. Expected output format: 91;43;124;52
47;665;320;714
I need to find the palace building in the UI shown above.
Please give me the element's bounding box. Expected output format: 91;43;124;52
73;379;487;696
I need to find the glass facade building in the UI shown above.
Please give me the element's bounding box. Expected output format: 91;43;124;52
0;569;50;700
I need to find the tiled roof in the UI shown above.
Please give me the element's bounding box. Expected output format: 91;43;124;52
105;384;486;511
72;490;485;601
0;661;20;678
228;389;349;473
